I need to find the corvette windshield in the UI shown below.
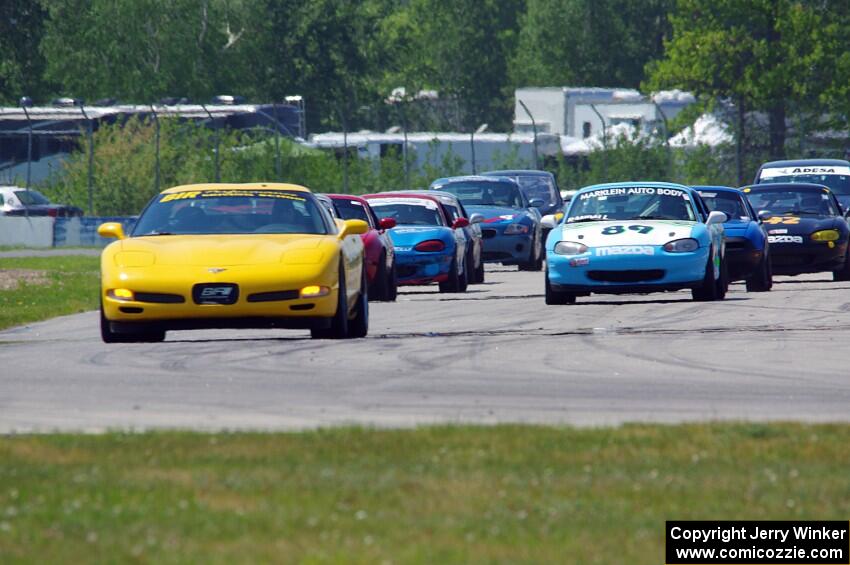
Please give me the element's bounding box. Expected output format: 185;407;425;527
369;199;445;226
699;191;751;221
746;188;838;217
437;181;523;208
566;186;696;222
132;190;330;236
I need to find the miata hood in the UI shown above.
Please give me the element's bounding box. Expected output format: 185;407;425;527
465;205;523;220
120;234;325;266
560;220;696;247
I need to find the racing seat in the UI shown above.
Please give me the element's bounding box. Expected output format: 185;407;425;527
172;205;208;232
657;198;689;220
799;194;829;215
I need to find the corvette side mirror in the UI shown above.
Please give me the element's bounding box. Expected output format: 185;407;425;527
378;217;396;230
97;222;126;240
757;210;772;223
540;214;558;229
469;213;485;224
339;219;369;238
452;217;470;229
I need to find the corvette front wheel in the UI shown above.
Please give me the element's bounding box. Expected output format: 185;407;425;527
347;266;369;338
100;303;165;343
311;262;349;339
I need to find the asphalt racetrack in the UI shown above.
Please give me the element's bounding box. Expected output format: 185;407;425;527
2;267;849;432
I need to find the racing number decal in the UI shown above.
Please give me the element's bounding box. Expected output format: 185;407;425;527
601;225;654;235
765;216;800;225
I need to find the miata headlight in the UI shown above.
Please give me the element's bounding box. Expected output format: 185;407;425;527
663;238;699;253
811;229;840;242
554;241;588;255
504;223;530;235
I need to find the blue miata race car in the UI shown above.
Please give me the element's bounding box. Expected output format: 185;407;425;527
429;176;545;271
363;193;470;292
542;182;728;304
695;186;772;291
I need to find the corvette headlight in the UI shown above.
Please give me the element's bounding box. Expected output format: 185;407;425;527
554;241;588;255
300;285;330;298
108;288;135;301
811;229;840;242
663;238;699;253
504;223;530;235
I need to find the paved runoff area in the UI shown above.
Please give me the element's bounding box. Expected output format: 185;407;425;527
1;267;849;432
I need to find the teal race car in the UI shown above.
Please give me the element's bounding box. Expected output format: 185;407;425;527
542;182;728;304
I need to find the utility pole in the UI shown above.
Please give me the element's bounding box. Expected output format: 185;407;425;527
149;104;160;194
200;103;221;182
76;100;95;215
518;100;539;170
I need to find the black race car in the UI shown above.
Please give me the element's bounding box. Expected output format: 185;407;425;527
742;183;850;280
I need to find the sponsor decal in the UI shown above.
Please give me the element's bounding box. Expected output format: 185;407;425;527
579;187;688;200
368;197;438;210
394;246;413;251
759;165;850;179
768;229;788;234
567;214;608;223
160;190;305;203
768;235;804;244
596;245;655;256
569;257;590;267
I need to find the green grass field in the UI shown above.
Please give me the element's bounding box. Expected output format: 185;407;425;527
0;256;99;330
0;423;847;563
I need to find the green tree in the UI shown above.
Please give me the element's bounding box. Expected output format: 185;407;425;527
39;0;247;102
244;0;395;132
0;1;49;103
379;0;525;130
511;0;673;90
646;0;837;174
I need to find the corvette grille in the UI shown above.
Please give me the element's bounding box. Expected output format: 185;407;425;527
134;292;185;304
247;290;300;302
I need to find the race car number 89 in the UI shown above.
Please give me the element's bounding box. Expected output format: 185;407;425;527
602;225;654;235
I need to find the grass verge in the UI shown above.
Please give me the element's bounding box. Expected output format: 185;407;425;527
0;256;99;330
0;423;847;563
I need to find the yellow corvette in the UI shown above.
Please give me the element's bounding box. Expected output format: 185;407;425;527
98;183;370;342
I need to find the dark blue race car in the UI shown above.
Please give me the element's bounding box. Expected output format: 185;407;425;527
743;183;850;281
429;175;545;271
695;186;772;291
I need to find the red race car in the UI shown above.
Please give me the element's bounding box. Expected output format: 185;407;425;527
316;194;398;301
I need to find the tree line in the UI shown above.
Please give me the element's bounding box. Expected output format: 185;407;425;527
3;0;850;162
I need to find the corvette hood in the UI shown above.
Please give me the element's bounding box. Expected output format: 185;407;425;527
119;234;325;266
560;220;697;247
465;205;525;222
